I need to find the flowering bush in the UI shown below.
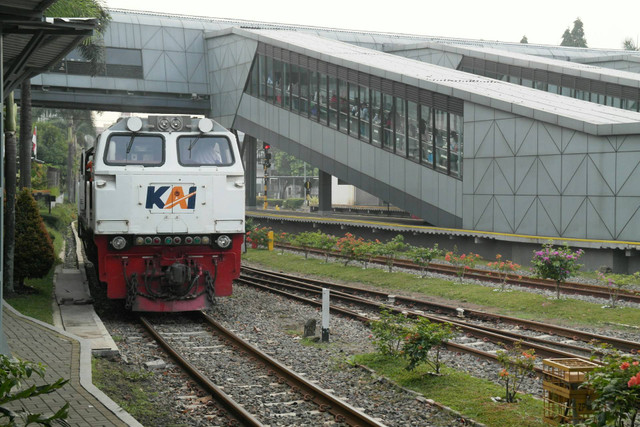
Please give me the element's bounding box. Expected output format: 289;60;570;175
496;342;536;403
245;226;272;248
377;235;407;272
487;254;520;291
336;233;366;266
369;309;455;373
292;230;336;262
531;244;583;299
275;232;291;254
353;239;378;269
407;245;442;277
584;345;640;426
445;250;482;282
596;272;640;309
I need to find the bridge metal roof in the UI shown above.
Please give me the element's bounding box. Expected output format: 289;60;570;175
231;28;640;136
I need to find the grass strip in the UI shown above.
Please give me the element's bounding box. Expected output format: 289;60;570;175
243;250;640;331
353;353;544;427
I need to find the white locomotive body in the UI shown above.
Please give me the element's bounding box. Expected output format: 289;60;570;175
78;116;245;311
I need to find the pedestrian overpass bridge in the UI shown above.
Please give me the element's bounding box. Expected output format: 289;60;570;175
25;9;640;242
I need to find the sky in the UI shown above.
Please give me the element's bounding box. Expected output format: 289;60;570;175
103;0;640;50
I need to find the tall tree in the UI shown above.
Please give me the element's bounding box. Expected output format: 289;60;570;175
623;37;639;51
520;35;528;44
18;82;32;189
3;95;17;294
561;18;588;47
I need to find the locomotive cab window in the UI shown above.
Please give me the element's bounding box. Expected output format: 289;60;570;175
177;136;234;166
104;134;164;166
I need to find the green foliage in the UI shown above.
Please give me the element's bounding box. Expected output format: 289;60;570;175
520;35;528;44
335;233;366;266
402;318;455;373
246;226;272;248
623;37;639;51
496;342;536;403
531;244;583;299
407;244;441;277
596;272;640;308
369;308;455;373
0;355;69;426
444;248;482;281
487;254;521;291
369;308;412;357
282;198;305;210
377;235;407;273
585;345;640;426
292;231;323;259
12;189;55;286
561;17;588;47
272;151;317;176
32;121;67;169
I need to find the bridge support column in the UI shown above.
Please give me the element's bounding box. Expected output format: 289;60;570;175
318;170;332;215
243;135;257;209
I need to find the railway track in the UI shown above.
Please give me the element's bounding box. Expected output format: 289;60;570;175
239;266;640;369
275;244;640;304
139;311;386;427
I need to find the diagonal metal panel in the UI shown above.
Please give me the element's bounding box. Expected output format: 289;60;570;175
537;196;562;237
615;197;640;240
495;119;516;156
473;195;494;230
561;196;587;236
586;197;615;239
514;195;537;233
561;154;588;195
494;157;515;195
474;121;495;158
494;195;515;232
537;157;561;195
538;123;562;156
515;118;537;156
515;156;537;195
616;151;640;195
587;153;616;196
473;158;494;194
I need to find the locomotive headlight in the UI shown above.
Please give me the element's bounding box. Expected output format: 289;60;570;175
111;236;127;250
216;235;232;248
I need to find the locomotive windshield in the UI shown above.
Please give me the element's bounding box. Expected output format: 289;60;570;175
177;136;234;166
104;134;164;166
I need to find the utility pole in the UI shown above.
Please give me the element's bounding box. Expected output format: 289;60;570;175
262;142;271;209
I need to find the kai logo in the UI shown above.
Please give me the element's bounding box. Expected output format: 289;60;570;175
146;185;196;210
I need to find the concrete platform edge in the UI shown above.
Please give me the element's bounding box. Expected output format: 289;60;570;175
3;302;143;427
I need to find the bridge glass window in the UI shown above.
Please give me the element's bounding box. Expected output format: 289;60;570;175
348;83;359;138
319;73;328;123
177;136;234;166
266;56;274;102
395;97;406;157
300;67;310;114
407;101;419;162
338;79;348;133
258;55;266;100
309;71;319;119
105;134;164;166
450;113;463;178
420;105;433;167
371;89;382;147
328;76;338;129
274;59;284;106
434;109;448;172
359;86;370;143
289;65;300;111
382;94;394;151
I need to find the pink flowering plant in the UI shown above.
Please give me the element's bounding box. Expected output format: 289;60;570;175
584;345;640;426
487;254;520;291
531;244;583;299
245;226;271;248
496;342;537;403
336;233;366;266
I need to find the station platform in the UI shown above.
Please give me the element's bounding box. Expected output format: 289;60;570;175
1;224;140;426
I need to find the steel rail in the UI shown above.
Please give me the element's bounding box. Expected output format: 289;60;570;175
139;315;263;427
197;311;386;427
242;266;640;353
237;275;584;360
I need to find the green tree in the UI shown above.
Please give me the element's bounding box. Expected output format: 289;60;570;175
623;37;639;51
33;121;67;169
273;151;317;176
520;35;528;44
12;189;55;287
561;18;588;47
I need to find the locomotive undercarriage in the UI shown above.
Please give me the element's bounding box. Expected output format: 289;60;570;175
122;255;217;310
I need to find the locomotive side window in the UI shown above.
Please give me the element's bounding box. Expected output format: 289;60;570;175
104;134;164;166
177;136;234;166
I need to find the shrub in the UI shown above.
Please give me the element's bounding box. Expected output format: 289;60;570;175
445;249;481;282
13;189;55;286
246;226;272;248
596;272;640;308
402;318;455;373
0;355;69;426
584;345;640;426
487;254;520;291
369;308;412;357
531;244;583;299
377;235;407;273
336;233;366;266
282;198;304;210
496;342;536;403
407;245;441;277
